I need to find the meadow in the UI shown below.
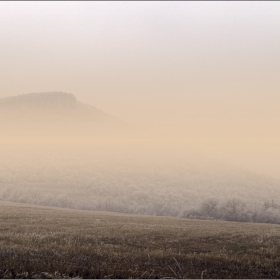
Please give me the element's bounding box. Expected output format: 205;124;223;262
1;201;280;279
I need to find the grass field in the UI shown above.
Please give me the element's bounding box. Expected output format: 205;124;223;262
1;201;280;279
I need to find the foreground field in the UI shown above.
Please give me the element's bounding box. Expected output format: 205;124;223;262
1;201;280;279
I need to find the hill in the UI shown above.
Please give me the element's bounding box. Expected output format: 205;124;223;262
0;92;121;139
0;91;112;118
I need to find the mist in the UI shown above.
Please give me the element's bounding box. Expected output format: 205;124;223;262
0;2;280;224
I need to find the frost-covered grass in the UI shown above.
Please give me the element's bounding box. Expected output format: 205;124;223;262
1;201;280;279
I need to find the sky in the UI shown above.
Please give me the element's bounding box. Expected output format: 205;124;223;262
0;1;280;177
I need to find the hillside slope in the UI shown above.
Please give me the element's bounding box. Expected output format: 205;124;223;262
0;147;280;223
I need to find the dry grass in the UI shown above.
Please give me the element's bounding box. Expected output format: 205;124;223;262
1;201;280;279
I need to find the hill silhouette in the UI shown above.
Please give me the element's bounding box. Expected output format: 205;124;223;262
0;92;122;139
0;91;115;119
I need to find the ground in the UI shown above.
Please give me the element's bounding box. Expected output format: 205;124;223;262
1;201;280;279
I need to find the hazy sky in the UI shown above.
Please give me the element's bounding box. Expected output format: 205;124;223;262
0;2;280;176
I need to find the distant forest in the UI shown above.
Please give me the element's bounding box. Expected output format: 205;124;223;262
2;188;280;224
1;153;280;225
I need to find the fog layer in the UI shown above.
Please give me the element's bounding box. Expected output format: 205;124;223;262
0;2;279;223
0;2;279;177
0;92;280;224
